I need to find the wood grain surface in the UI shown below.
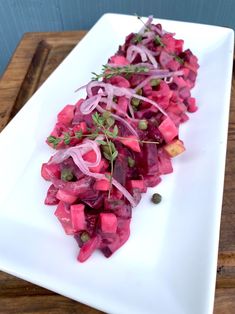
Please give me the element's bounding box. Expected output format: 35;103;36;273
0;31;234;314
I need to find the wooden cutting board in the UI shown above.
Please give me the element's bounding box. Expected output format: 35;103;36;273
0;31;234;314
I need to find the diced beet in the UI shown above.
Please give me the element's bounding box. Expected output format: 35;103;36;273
143;175;162;187
128;180;147;193
159;50;173;68
60;158;84;180
132;188;142;205
167;112;181;127
174;39;184;53
167;59;180;71
83;150;97;162
158;117;178;143
180;113;189;123
70;204;86;232
116;96;128;116
112;188;124;200
56;189;77;204
89;159;109;173
187;97;198;113
44;184;59;205
83;192;104;209
93;178;110;191
77;236;101;262
179;86;191;99
158;148;173;174
57;105;75;126
54;201;74;235
100;218;131;257
119;136;141;152
100;213;118;233
144;143;159;175
104;198;124;211
113;154;128;186
109;55;129;65
73;121;87;135
109;75;130;88
41;162;60;181
52;176;95;197
143;83;152;96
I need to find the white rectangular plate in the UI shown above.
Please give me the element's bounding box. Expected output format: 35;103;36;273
0;13;233;314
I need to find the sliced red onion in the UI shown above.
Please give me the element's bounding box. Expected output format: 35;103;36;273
138;45;159;68
86;81;107;97
112;178;137;207
50;140;102;168
80;94;103;115
75;83;87;93
135;70;183;91
164;77;173;84
150;25;163;36
128;101;135;119
126;45;148;63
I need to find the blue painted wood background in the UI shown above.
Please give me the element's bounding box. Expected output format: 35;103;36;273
0;0;234;75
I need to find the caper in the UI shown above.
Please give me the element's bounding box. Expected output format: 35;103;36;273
80;232;90;243
61;168;74;181
151;193;162;204
138;119;148;130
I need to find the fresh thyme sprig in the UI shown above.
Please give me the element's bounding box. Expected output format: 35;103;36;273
92;64;150;81
91;112;119;197
154;35;165;47
135;14;152;32
172;53;184;64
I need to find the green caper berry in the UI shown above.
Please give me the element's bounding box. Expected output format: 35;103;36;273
151;193;162;204
150;79;160;87
80;232;90;243
61;169;74;181
127;157;135;168
138;119;148;130
131;97;140;107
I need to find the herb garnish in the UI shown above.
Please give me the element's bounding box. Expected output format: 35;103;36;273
92;64;150;81
154;35;165;47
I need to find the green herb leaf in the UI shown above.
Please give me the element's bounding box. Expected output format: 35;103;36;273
154;35;165;47
173;54;184;64
47;135;62;148
103;152;112;161
92;112;104;126
63;132;71;145
112;150;118;160
96;140;107;145
132;33;143;44
105;129;116;138
112;125;119;137
75;130;83;139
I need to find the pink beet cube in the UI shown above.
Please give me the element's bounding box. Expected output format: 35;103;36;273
70;204;86;232
100;213;117;233
158;117;178;143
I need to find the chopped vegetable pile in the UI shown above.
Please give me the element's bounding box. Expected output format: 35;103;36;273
41;15;199;262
